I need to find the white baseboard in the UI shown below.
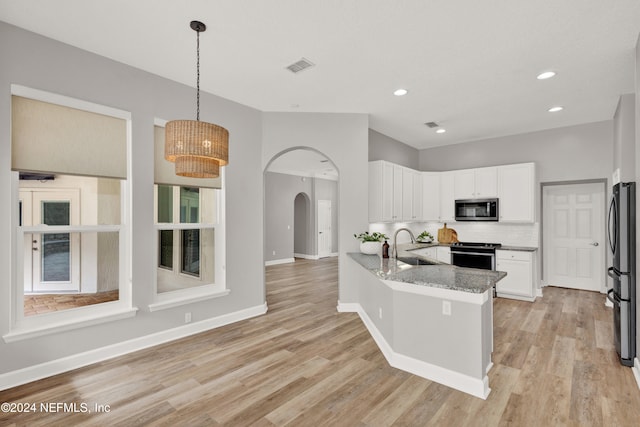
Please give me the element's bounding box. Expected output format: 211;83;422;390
330;252;339;257
336;301;360;313
0;303;268;391
265;258;295;266
536;288;543;298
341;302;490;399
294;253;319;260
633;358;640;391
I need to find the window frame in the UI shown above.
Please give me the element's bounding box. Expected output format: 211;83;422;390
4;85;135;343
149;120;227;312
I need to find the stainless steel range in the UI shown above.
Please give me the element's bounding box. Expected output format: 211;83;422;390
450;242;502;270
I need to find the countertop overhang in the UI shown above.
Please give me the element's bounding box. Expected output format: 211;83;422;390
347;252;506;296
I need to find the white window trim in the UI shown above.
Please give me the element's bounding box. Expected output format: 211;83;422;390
150;169;227;311
4;86;134;342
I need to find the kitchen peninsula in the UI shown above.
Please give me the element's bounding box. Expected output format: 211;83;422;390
343;246;506;399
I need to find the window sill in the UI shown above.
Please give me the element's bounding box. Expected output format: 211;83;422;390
148;287;230;312
3;307;139;343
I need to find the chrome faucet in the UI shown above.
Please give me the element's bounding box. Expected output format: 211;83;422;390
392;228;416;258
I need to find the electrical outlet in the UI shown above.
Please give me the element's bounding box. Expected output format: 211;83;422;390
378;307;383;319
185;312;192;323
442;301;451;316
272;250;276;256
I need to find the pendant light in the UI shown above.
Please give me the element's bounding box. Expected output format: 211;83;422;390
165;20;229;178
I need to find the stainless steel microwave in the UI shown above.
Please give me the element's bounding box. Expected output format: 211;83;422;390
455;198;499;221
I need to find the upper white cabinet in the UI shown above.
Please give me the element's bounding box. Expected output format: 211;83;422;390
410;169;423;221
392;164;403;221
369;161;535;224
369;161;393;222
439;171;455;222
422;172;440;221
497;163;535;223
369;161;421;222
454;167;497;199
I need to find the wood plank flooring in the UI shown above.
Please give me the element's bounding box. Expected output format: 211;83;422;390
23;290;119;316
2;257;640;426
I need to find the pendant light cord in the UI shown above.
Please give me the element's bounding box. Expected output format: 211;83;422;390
196;28;200;121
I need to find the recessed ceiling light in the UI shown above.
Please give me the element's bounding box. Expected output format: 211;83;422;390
548;106;563;112
393;89;408;96
436;128;446;134
537;71;556;80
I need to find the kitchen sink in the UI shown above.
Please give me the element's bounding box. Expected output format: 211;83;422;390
396;256;438;266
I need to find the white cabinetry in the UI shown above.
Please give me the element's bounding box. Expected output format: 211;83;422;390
440;172;455;222
369;161;393;222
402;168;422;221
454;167;497;199
497;163;535;223
422;172;440;221
496;250;536;301
409;246;450;264
392;164;403;221
436;246;451;264
369;161;422;222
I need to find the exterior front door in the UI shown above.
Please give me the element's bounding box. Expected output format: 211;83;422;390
543;182;605;292
20;189;80;292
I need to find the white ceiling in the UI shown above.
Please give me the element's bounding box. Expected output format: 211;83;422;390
1;0;640;150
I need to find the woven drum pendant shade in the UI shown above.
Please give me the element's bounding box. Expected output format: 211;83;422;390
165;119;229;178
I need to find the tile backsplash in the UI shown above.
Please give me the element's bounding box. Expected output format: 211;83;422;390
370;221;539;248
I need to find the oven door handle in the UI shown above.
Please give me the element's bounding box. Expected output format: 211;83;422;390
451;251;493;257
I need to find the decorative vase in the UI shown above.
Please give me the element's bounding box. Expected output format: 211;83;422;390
360;241;381;255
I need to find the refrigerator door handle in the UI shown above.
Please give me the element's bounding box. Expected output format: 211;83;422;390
608;195;618;254
607;288;620;305
608;267;621;280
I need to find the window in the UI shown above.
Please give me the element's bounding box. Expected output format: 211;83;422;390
5;86;134;342
155;185;217;292
150;124;227;310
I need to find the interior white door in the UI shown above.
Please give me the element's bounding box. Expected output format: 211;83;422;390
317;200;332;258
543;183;605;291
27;190;81;292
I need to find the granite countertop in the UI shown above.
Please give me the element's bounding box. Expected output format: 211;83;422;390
348;252;506;294
498;246;538;252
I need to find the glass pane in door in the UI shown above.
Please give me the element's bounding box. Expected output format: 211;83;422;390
41;201;71;282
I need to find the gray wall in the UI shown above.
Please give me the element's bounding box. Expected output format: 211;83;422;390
369;129;420;169
264;172;313;261
264;172;339;262
0;22;264;374
614;94;636;182
262;113;369;304
418;121;613;184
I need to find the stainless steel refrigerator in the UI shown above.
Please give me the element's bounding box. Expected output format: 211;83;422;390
607;181;636;366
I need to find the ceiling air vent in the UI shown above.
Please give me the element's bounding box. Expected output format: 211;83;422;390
286;58;315;73
424;122;439;128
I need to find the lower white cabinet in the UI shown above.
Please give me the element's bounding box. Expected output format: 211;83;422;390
495;250;536;301
436;246;451;264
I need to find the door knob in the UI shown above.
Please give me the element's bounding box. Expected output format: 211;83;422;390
590;242;599;246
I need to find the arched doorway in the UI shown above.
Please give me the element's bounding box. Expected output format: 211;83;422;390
263;147;340;308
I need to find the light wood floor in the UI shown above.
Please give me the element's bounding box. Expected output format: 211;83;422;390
23;290;119;316
2;257;639;426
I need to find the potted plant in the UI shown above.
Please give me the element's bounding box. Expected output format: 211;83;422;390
416;230;434;243
354;231;388;255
